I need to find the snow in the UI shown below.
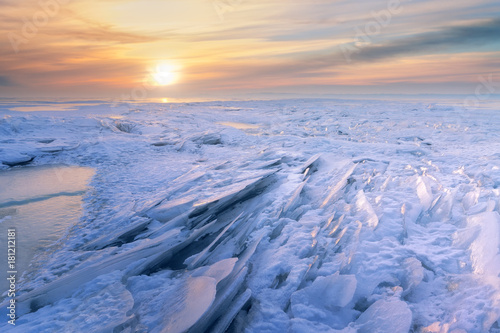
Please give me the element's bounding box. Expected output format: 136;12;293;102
10;271;134;333
0;98;500;332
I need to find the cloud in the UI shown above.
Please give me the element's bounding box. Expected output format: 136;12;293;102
48;26;161;44
0;75;14;86
346;18;500;62
1;0;499;97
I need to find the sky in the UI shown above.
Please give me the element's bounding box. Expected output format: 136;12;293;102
0;0;499;99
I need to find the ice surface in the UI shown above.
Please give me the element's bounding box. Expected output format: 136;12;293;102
1;99;500;332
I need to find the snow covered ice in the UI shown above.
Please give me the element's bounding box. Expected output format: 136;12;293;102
0;98;499;332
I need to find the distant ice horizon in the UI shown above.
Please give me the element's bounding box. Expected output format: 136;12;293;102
1;94;500;114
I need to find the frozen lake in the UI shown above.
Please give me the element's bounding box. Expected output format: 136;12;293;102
0;165;94;294
0;99;499;332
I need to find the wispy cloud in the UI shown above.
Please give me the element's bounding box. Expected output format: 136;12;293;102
0;75;14;86
0;0;499;97
346;18;500;62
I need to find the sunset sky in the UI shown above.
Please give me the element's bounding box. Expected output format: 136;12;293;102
1;0;499;99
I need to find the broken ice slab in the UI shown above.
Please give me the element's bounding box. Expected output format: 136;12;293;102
299;153;321;175
142;171;276;244
345;221;362;266
151;140;176;146
252;157;283;170
327;214;344;236
280;178;309;217
466;200;496;215
354;299;412;333
321;162;357;208
36;138;56;144
147;196;197;223
321;212;336;231
416;176;433;211
134;169;206;213
38;142;80;153
461;188;480;212
400;257;424;296
186;213;245;269
187;267;248;333
191;132;222;145
0;149;34;166
83;216;151;250
161;258;238;333
163;240;259;332
208;288;252;333
7;224;216;316
191;258;238;283
465;211;500;276
429;190;453;221
291;272;357;315
354;190;379;229
187;171;276;222
162;276;217;333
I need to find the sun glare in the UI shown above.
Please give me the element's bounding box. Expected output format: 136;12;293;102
152;62;179;86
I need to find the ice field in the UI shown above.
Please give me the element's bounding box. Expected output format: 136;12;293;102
0;99;499;332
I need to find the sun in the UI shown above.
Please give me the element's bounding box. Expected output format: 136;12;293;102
151;62;179;86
